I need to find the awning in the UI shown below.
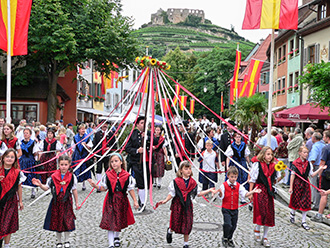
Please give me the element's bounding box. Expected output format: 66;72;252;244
276;103;330;121
77;107;110;116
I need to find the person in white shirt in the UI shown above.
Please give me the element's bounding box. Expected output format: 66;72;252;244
210;118;217;130
198;140;219;191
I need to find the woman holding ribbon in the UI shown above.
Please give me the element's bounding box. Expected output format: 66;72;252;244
224;132;250;190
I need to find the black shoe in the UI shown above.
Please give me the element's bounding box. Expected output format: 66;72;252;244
183;245;189;248
228;239;235;247
96;190;101;193
222;237;228;247
157;185;161;189
138;204;146;212
166;228;172;244
82;187;86;191
31;194;36;199
0;238;3;248
248;204;253;211
114;237;120;247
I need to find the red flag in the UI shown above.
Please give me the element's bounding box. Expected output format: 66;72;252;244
242;0;298;30
232;50;241;100
173;85;180;106
101;73;105;95
179;95;187;111
230;81;235;105
190;99;195;114
239;74;249;98
247;59;264;97
140;68;150;93
0;0;32;56
161;98;169;113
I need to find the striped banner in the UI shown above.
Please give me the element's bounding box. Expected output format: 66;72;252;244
173;84;180;106
190;99;195;114
0;0;32;55
242;0;298;30
232;50;241;99
161;98;169;113
247;59;264;97
239;74;249;98
179;95;187;111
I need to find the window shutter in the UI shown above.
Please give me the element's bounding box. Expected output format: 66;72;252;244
303;48;307;67
315;43;320;63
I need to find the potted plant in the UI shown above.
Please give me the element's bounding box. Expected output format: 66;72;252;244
99;97;105;102
94;96;100;102
79;93;85;99
87;94;93;100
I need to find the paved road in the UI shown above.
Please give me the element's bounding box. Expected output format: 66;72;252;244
10;160;330;247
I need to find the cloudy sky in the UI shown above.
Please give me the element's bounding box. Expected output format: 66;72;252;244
121;0;303;43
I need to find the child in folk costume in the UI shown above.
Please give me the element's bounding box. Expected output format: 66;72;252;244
0;149;26;248
249;146;285;247
218;166;261;247
71;124;93;191
289;146;325;230
38;128;63;184
88;153;139;248
32;155;79;248
2;123;22;158
159;160;217;248
19;127;39;199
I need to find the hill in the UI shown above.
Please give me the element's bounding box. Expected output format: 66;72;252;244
133;22;255;58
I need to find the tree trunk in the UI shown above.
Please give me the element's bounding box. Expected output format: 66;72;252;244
47;65;59;123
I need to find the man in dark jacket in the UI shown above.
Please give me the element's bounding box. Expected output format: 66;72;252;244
219;120;235;170
93;121;117;190
125;116;150;210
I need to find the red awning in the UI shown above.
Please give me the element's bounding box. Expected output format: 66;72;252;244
262;114;296;127
276;103;330;121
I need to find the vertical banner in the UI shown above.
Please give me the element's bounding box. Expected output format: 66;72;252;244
239;74;249;98
230;80;234;105
247;59;264;97
161;98;169;113
101;73;105;94
232;50;241;100
220;93;224;112
179;95;187;111
173;84;180;106
190;99;195;114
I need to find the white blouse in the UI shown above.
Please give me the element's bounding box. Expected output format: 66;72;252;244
249;162;281;183
45;174;78;193
168;178;201;198
224;144;250;158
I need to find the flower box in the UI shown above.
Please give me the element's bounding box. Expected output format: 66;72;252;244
99;97;105;102
87;94;93;99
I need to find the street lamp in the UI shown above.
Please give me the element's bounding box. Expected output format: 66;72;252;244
204;72;207;93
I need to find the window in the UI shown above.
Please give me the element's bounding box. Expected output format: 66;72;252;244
135;92;141;106
261;72;269;84
106;92;111;107
295;36;300;54
133;70;136;82
309;46;315;64
114;94;119;106
319;4;327;20
295;71;299;87
289;39;294;58
123;90;130;105
0;104;38;125
278;47;282;63
283;44;286;62
282;77;286;91
289;73;293;88
278;79;281;91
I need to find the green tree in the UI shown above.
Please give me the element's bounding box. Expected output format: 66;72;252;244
13;0;138;122
226;94;267;143
299;61;330;109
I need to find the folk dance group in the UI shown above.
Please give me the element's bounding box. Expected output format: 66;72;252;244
0;118;328;248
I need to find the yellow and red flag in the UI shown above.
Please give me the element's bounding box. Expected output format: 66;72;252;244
173;84;180;106
230;80;235;105
220;94;224;112
239;74;249;98
179;95;187;111
140;68;150;93
246;59;264;97
242;0;298;30
232;50;241;99
101;73;106;95
0;0;32;56
190;99;195;114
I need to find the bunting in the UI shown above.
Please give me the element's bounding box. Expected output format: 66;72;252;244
232;50;241;99
220;94;224;112
179;95;187;111
173;85;180;106
161;98;169;113
190;99;195;114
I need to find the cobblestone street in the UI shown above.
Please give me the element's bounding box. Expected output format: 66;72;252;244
10;160;330;248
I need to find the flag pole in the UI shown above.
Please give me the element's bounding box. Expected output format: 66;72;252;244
266;29;275;147
6;0;12;123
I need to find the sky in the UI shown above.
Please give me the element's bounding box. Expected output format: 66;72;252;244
121;0;303;44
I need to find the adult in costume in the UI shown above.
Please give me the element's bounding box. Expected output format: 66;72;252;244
152;126;167;189
219;120;235;169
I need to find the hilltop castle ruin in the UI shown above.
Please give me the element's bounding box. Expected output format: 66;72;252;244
151;8;205;25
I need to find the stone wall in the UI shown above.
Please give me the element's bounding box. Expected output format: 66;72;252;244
151;8;205;25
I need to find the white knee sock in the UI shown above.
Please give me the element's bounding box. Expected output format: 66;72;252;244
291;209;296;215
4;244;10;248
302;211;307;223
255;225;261;232
263;226;269;238
108;231;114;246
96;173;102;182
114;231;120;238
56;232;62;243
31;188;36;195
64;232;70;243
157;177;162;186
82;181;86;188
138;189;145;204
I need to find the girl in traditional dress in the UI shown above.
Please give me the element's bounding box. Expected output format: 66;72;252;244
32;155;79;248
249;146;285;247
71;124;93;191
152;126;168;189
0;149;26;248
19;128;39;198
225;133;250;190
88;153;139;248
159;160;217;248
289;146;325;230
2;123;22;158
38;128;63;184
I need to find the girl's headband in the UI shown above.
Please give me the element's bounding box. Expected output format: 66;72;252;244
110;152;123;161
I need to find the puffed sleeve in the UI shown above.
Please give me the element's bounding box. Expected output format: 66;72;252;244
0;142;8;156
218;183;225;200
86;139;93;148
239;184;249;199
38;140;45;151
168;180;176;197
224;145;233;157
245;146;251;157
45;177;52;189
249;162;259;183
56;141;63;151
127;176;136;191
16;140;21;150
100;174;108;189
32;141;40;154
309;163;314;177
19;171;27;184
